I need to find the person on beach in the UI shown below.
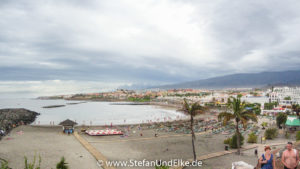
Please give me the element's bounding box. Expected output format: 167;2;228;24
281;142;299;169
259;146;276;169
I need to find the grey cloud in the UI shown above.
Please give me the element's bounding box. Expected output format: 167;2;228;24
1;0;300;97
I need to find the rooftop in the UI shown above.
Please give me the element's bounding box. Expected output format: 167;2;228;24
59;119;78;126
286;116;300;126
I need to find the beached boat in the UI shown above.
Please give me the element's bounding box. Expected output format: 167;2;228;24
85;129;123;136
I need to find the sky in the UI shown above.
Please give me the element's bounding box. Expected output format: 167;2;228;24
1;0;300;97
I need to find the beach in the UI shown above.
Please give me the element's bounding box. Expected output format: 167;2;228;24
1;108;295;169
0;121;266;169
0;125;99;169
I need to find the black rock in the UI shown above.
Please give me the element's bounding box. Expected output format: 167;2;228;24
0;108;40;140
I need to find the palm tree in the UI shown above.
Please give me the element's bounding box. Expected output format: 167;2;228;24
218;95;257;155
182;98;207;161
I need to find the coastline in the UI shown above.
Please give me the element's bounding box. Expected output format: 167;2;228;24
40;97;183;110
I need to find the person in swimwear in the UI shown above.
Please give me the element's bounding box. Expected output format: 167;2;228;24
282;142;299;169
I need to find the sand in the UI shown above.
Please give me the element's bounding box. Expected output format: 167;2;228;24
0;115;293;169
0;125;99;169
79;125;249;169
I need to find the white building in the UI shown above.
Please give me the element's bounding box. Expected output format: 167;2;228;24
268;87;300;106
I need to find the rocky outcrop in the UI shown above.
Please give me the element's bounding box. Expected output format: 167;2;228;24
0;108;39;140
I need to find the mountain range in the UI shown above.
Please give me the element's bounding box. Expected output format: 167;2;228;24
153;70;300;89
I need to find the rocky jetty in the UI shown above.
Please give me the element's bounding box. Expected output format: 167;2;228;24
0;108;39;140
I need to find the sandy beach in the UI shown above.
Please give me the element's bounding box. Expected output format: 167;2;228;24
0;125;99;169
1;115;293;169
80;124;258;169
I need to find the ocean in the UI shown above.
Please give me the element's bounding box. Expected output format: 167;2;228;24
0;98;186;125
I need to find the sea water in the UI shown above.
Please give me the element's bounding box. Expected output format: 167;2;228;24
0;98;186;125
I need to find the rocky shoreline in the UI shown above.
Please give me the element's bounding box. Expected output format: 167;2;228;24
0;108;39;140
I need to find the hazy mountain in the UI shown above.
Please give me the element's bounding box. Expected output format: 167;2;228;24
154;70;300;89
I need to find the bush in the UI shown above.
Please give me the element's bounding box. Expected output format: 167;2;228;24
261;122;268;128
247;132;258;143
0;158;10;169
296;131;300;141
224;137;231;144
24;155;41;169
230;133;244;148
264;128;278;139
56;157;68;169
1;156;68;169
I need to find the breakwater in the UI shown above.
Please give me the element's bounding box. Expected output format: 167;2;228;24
0;108;39;140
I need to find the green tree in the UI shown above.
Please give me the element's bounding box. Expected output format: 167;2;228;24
276;113;287;128
183;99;207;161
218;95;258;155
264;102;278;110
292;104;300;117
284;96;292;100
56;157;68;169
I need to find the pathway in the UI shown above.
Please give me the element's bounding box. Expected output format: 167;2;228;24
170;144;259;169
171;142;289;169
74;132;116;169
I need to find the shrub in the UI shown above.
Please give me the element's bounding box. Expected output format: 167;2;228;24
230;133;244;149
296;131;300;141
24;155;41;169
247;132;258;143
1;156;68;169
0;158;10;169
261;122;268;128
224;137;231;144
264;128;278;140
56;157;68;169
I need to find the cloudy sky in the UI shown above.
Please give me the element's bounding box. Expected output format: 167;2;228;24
1;0;300;97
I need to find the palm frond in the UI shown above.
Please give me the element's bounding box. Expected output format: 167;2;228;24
240;117;248;129
218;112;235;125
242;112;258;122
183;99;207;117
183;98;193;114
